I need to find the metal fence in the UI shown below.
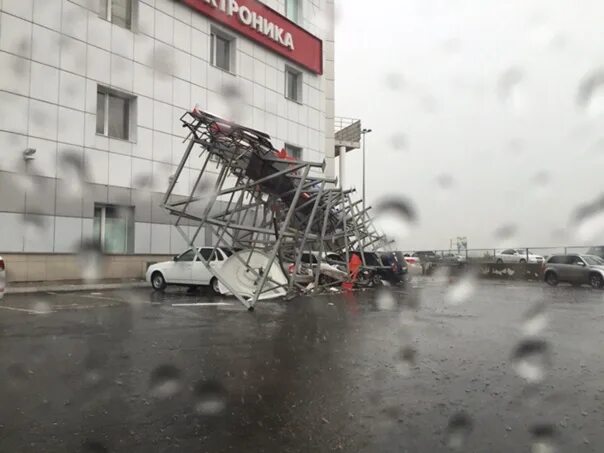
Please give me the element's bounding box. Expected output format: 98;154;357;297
409;246;597;263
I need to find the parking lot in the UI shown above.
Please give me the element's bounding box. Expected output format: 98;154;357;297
1;277;604;452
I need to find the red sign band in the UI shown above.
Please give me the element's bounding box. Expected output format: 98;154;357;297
182;0;323;74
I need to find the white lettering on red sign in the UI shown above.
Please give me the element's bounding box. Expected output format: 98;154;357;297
204;0;295;50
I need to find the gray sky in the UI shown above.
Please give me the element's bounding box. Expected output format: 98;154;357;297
335;0;604;250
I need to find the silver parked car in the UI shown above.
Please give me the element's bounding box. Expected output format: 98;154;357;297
543;254;604;288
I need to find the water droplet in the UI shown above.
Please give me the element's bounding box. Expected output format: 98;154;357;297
133;173;153;188
59;150;87;196
390;133;407;151
572;194;604;242
436;174;455;190
151;46;174;77
78;241;105;282
522;303;548;336
498;67;525;112
82;439;108;453
445;274;476;306
395;345;416;376
384;73;404;90
6;363;28;385
446;411;473;450
577;71;604;116
494;224;517;241
373;197;417;244
530;423;557;453
193;379;227;415
511;339;550;383
149;365;182;399
376;288;395;310
32;301;52;315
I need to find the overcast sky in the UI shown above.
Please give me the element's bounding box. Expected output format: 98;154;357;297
334;0;604;251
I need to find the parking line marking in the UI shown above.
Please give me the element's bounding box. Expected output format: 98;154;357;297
80;294;125;302
0;306;53;314
171;302;233;307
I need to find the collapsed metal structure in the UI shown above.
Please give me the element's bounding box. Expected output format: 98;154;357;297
162;109;387;309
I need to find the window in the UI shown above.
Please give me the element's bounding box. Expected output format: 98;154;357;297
177;250;196;262
211;29;235;73
96;87;135;140
101;0;133;29
285;0;299;23
93;204;134;254
285;144;302;160
285;66;302;102
199;248;218;261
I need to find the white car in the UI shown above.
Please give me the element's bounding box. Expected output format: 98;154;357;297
146;247;232;292
0;255;5;299
495;249;544;264
288;252;348;284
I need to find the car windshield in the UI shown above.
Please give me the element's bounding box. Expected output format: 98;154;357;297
583;255;604;265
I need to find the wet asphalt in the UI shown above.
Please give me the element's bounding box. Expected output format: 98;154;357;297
1;277;604;452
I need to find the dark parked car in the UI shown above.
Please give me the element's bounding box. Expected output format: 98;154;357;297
350;251;397;284
379;251;408;284
410;251;441;274
543;254;604;288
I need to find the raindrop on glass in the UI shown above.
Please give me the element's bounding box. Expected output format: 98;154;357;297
572;194;604;242
32;301;52;315
577;71;604;116
59;149;87;197
149;365;182;399
78;241;105;282
498;67;525;111
530;423;557;453
384;73;404;91
6;363;28;385
522;303;548;336
376;288;395;310
390;133;407;151
493;224;517;241
373;197;417;243
446;411;473;450
82;439;109;453
193;379;227;415
511;339;550;384
436;174;455;190
445;274;476;306
395;345;416;376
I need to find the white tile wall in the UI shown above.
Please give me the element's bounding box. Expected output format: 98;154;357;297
54;216;82;252
24;215;55;252
108;152;132;187
0;0;332;255
0;212;25;252
151;223;171;254
0;53;31;95
135;222;152;253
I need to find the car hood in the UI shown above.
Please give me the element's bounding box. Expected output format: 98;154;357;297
589;265;604;272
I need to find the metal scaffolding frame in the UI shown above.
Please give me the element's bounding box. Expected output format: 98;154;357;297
162;109;387;309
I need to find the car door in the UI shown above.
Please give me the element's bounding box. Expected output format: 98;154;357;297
191;248;219;285
501;249;514;263
163;249;195;283
567;255;589;284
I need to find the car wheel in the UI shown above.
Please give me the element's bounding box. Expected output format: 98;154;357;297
519;259;527;264
496;259;503;264
151;272;167;291
545;271;558;286
210;277;220;295
590;273;603;289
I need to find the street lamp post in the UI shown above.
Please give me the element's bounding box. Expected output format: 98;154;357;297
361;128;372;212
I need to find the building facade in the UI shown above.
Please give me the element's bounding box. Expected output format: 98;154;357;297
0;0;335;282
